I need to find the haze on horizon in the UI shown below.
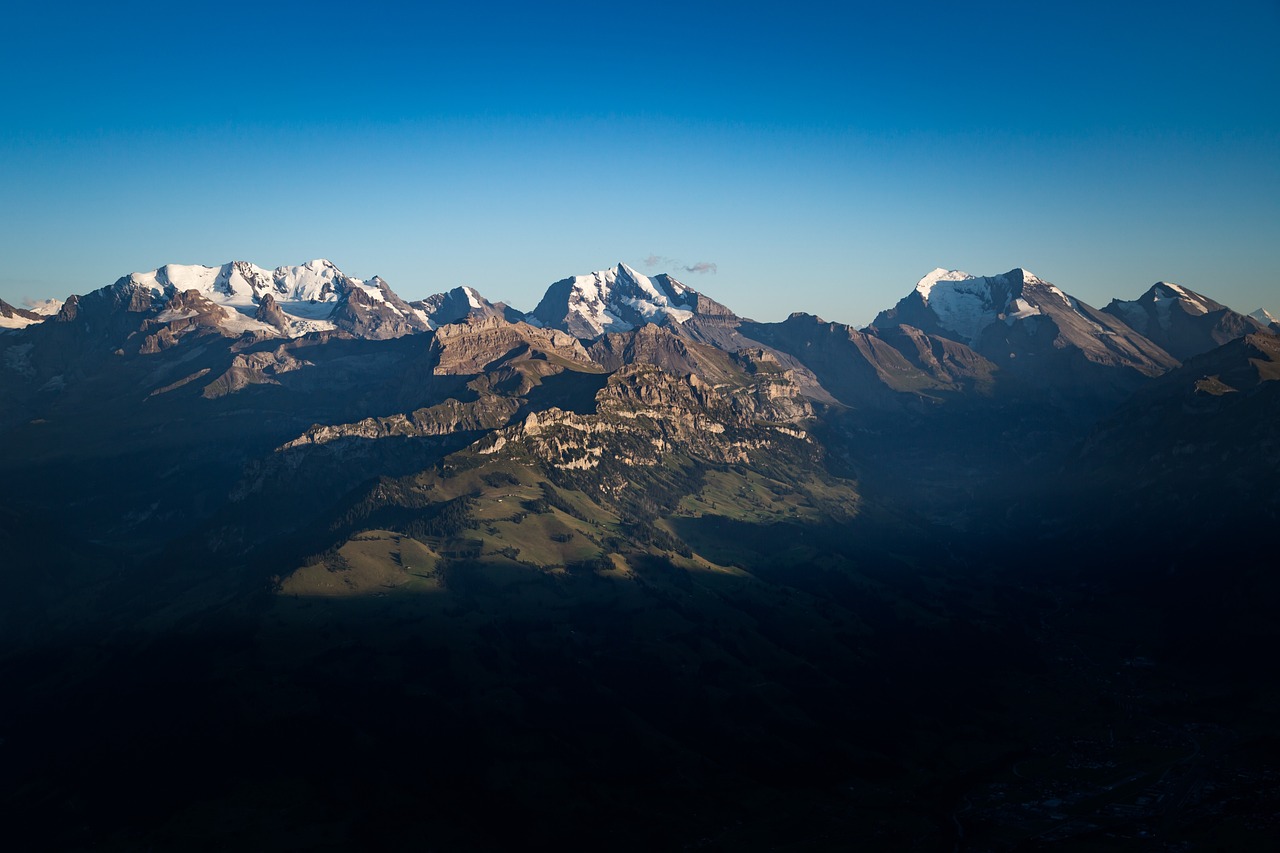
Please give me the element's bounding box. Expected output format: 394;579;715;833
2;1;1276;326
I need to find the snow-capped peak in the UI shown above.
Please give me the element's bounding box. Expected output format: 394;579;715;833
1146;281;1215;316
23;297;65;317
410;285;511;329
104;259;412;338
531;263;699;338
914;268;976;301
888;267;1087;345
1250;308;1278;326
911;268;1027;344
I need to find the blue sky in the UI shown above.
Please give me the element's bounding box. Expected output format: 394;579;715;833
2;1;1277;324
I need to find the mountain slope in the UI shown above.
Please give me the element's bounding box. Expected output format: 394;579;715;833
1071;331;1280;525
1103;281;1268;360
741;312;998;407
870;267;1178;394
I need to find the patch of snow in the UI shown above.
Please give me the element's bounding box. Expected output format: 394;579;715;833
914;268;975;301
23;297;64;316
563;269;632;335
1159;282;1209;315
0;314;40;330
242;304;339;335
1003;298;1041;322
463;286;483;309
155;308;199;323
356;282;388;304
1151;282;1208;316
562;263;698;334
664;276;692;295
220;313;277;336
409;307;437;330
274;259;346;302
1111;300;1148;333
1045;284;1071;303
1151;289;1178;330
138;263;221;295
602;306;633;328
619;263;665;302
277;300;336;320
918;273;1000;344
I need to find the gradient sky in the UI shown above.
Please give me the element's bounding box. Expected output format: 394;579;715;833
2;0;1277;325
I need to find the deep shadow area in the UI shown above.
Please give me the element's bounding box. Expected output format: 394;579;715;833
1;519;1277;851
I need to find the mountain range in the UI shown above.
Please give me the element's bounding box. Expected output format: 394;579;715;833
2;258;1277;849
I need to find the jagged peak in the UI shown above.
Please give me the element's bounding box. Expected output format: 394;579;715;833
533;262;703;338
1131;280;1226;317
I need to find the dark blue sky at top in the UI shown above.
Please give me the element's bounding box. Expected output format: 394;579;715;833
2;0;1277;322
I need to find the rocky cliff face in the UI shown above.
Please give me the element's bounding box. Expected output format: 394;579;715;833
280;396;525;450
480;359;814;479
430;315;596;375
254;293;290;332
329;282;433;340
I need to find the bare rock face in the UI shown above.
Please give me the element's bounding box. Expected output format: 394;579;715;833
202;346;312;398
589;323;738;384
254;293;290;331
136;289;245;354
481;357;816;480
743;313;965;408
53;278;166;327
329;283;432;340
430;316;596;376
280;396;524;450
